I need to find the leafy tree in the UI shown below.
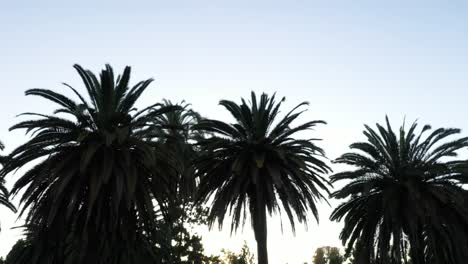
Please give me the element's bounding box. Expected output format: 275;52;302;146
313;246;344;264
223;242;255;264
147;205;210;264
325;247;344;264
313;247;326;264
195;92;331;264
330;117;468;264
1;64;177;264
212;242;255;264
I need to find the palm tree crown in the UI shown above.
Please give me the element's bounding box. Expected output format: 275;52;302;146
149;100;207;263
152;99;202;202
1;64;175;264
330;117;468;264
195;92;331;264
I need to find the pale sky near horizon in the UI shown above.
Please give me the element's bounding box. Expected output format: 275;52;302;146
1;1;468;263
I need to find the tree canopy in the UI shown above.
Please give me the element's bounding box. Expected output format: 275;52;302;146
1;65;468;264
331;117;468;264
0;64;178;264
195;92;331;264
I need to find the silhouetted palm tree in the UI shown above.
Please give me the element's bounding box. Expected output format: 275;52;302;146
0;141;16;221
195;92;331;264
150;100;207;263
330;117;468;264
0;179;14;218
1;64;176;264
153;99;202;204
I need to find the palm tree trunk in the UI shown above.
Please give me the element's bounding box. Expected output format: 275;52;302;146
253;200;268;264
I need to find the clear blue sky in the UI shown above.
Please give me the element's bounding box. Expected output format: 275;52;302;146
1;1;468;263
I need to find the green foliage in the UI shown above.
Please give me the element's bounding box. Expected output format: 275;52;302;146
312;247;326;264
220;242;255;264
0;64;178;264
205;242;254;264
331;117;468;264
326;247;344;264
195;92;331;264
313;246;344;264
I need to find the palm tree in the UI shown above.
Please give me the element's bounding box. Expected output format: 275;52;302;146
153;99;203;206
330;117;468;264
150;99;207;263
1;64;176;264
195;92;331;264
0;141;16;221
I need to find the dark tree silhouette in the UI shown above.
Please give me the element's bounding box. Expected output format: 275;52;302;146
312;247;326;264
220;242;255;264
346;239;373;264
0;141;16;218
195;92;331;264
0;178;12;216
2;239;30;264
152;99;203;211
326;247;344;264
313;246;344;264
330;117;468;264
1;64;177;264
150;100;209;263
